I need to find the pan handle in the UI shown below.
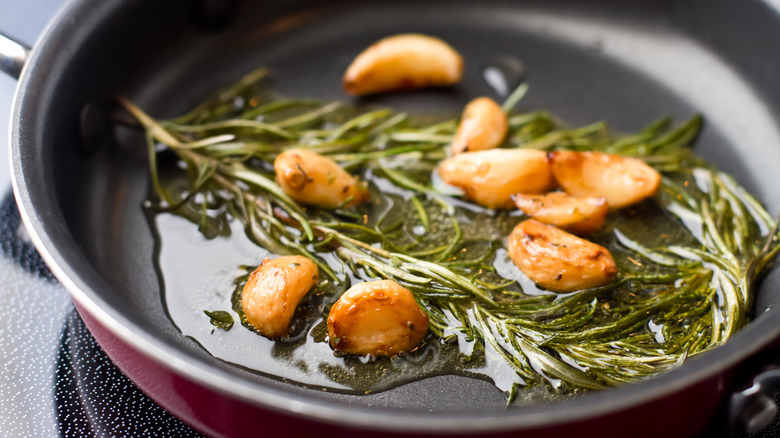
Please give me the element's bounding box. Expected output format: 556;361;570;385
728;363;780;435
0;33;31;79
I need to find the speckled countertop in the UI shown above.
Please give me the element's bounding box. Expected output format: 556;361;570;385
0;1;200;436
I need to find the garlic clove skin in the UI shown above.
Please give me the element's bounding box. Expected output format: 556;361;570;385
548;150;661;209
275;148;369;208
511;192;608;234
343;33;464;96
241;256;319;339
327;280;429;357
438;148;554;209
451;97;508;155
508;219;617;293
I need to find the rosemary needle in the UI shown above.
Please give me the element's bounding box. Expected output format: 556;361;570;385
121;72;780;398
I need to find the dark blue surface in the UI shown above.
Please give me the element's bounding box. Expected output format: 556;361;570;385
56;306;201;437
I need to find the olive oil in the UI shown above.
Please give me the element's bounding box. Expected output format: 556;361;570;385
123;67;778;403
152;166;739;403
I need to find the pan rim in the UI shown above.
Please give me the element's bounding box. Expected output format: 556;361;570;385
9;0;780;433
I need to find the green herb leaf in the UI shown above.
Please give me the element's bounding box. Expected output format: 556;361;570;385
204;310;234;331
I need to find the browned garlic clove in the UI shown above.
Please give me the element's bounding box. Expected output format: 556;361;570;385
327;280;429;357
511;192;608;234
451;97;508;155
548;150;661;209
343;34;464;96
438;149;554;209
241;256;319;339
508;219;617;292
274;148;369;208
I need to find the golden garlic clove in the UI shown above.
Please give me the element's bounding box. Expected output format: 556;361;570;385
343;33;464;96
508;219;617;293
327;280;429;357
438;149;554;209
511;192;608;234
241;255;319;339
548;150;661;209
274;148;369;208
451;97;508;155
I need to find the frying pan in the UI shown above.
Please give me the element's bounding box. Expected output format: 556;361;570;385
5;0;780;436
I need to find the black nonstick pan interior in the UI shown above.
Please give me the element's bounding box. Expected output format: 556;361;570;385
14;0;780;432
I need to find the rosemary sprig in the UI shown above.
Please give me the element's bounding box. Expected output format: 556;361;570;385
120;67;780;399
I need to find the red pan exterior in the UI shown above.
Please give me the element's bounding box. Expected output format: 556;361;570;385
78;302;731;438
